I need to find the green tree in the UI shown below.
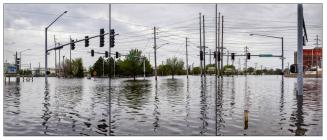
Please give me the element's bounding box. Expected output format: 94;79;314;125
119;49;144;80
223;65;236;75
166;57;184;79
63;58;84;77
192;67;201;75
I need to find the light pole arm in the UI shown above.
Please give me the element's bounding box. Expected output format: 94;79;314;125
46;11;67;29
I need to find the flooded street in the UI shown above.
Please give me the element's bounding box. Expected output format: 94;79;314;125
3;75;322;136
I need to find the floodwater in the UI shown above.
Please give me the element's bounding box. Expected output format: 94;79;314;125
3;75;322;136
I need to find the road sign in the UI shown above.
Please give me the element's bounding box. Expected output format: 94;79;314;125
6;65;17;74
259;54;273;57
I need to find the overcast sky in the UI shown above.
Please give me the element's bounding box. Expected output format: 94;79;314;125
4;4;322;70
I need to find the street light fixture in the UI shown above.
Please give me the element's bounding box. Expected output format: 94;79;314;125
45;11;67;82
249;33;284;75
156;42;169;49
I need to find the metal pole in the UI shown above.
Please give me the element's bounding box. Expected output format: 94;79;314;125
143;58;145;80
69;36;72;76
203;15;206;77
297;4;303;96
221;16;224;76
114;58;116;78
227;50;229;65
103;57;104;77
282;37;284;74
108;4;112;135
209;49;211;65
45;28;48;82
186;37;189;79
54;35;57;76
63;56;65;77
215;5;218;77
154;26;157;81
199;13;203;77
59;48;61;76
218;12;221;77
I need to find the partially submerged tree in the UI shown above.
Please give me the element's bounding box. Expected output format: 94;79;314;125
166;57;184;79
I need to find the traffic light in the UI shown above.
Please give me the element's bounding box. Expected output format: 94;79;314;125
247;53;250;59
116;52;119;58
105;51;108;58
85;36;89;47
231;53;235;60
110;29;115;48
200;51;203;60
70;39;75;50
100;28;105;47
290;64;297;73
214;51;217;59
91;49;94;57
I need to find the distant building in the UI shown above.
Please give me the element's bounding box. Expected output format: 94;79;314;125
294;47;322;68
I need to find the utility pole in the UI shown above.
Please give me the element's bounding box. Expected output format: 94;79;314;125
114;59;116;78
221;16;224;76
209;49;212;65
186;37;189;79
218;12;221;77
297;4;303;96
69;36;72;76
54;35;57;76
199;13;203;77
287;62;289;74
226;50;229;65
244;46;249;75
102;57;104;77
203;15;206;77
143;58;146;80
215;5;218;77
62;56;65;77
58;45;61;76
154;26;158;80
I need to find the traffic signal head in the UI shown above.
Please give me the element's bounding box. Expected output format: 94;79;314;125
110;29;115;48
200;51;203;60
100;28;105;47
116;52;119;58
231;53;235;60
85;36;89;47
290;64;297;73
214;51;217;59
91;49;94;57
105;51;108;58
70;39;75;50
247;53;250;59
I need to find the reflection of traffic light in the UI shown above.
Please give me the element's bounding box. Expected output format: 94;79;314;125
85;36;89;47
231;53;235;60
100;28;105;47
91;49;94;57
110;29;115;48
105;51;108;58
70;39;75;50
247;53;250;59
116;52;119;58
200;51;203;61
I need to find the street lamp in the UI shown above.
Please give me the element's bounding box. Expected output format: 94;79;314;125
249;33;284;75
45;11;67;82
156;42;169;49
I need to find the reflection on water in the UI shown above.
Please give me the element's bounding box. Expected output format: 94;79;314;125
4;76;322;136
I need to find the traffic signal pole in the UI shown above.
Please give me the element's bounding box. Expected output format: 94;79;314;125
199;13;203;77
154;26;158;81
186;37;189;79
297;4;303;96
203;15;206;77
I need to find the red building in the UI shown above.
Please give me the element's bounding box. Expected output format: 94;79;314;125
294;47;322;68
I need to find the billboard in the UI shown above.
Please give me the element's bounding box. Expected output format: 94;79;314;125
6;65;17;74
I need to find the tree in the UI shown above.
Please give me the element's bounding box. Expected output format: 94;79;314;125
120;49;144;80
192;67;201;75
166;57;184;79
223;65;236;75
63;58;84;77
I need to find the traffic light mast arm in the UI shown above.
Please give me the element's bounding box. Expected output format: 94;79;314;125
48;32;110;51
